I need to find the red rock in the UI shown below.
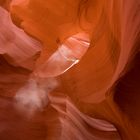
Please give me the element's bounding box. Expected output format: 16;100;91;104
0;0;140;139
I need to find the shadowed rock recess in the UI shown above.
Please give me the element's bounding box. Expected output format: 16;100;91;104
0;0;140;139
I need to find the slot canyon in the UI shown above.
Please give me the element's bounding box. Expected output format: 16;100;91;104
0;0;140;139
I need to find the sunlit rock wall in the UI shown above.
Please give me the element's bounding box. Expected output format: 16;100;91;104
0;0;140;140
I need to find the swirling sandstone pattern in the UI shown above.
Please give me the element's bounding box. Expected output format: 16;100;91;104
0;0;140;139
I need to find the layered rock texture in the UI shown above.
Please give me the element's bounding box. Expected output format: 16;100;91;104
0;0;140;139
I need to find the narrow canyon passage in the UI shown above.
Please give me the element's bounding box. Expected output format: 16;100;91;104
0;0;140;140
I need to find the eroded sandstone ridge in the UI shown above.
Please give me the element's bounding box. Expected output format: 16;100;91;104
0;0;140;139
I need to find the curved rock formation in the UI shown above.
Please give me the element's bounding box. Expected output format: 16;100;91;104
0;0;140;139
